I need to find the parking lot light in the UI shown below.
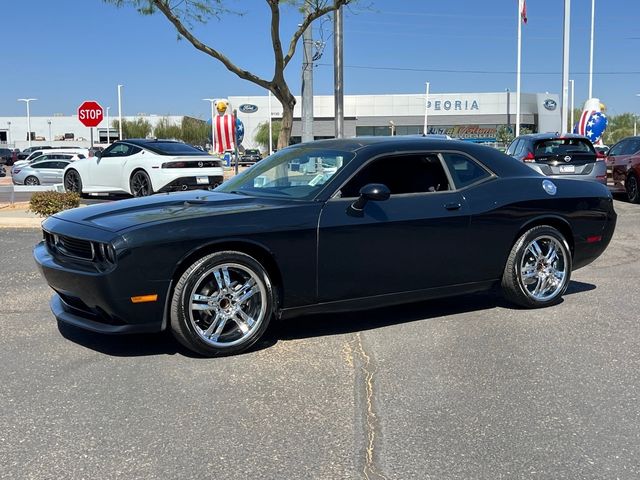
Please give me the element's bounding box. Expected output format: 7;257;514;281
17;98;37;148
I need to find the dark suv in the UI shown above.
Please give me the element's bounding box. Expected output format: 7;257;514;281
0;148;13;165
605;136;640;203
506;133;605;184
239;148;262;165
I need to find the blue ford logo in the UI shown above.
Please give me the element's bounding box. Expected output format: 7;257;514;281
239;104;258;114
543;99;557;111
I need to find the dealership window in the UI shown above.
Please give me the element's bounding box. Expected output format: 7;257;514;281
339;153;450;198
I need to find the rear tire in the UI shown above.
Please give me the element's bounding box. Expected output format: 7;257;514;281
130;170;153;197
64;169;82;194
170;251;275;357
24;176;40;186
626;174;640;204
502;225;572;308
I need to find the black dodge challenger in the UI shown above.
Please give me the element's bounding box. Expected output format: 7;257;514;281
34;137;616;356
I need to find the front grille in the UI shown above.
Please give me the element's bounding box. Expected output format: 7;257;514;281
44;231;94;260
57;235;94;260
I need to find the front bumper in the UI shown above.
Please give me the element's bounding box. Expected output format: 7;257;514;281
34;239;167;334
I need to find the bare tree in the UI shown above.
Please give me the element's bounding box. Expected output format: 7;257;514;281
104;0;352;149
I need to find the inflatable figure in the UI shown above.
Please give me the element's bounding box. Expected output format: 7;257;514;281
210;99;244;154
574;98;608;145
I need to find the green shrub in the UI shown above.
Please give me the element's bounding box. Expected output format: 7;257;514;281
29;191;81;217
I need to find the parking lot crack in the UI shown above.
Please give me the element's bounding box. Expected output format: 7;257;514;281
351;332;387;480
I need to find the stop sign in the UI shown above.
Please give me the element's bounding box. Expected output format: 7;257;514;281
77;101;104;127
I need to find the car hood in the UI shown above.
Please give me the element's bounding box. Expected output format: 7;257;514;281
52;191;300;233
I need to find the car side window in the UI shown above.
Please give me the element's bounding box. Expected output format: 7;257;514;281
102;143;133;157
33;162;54;169
441;153;491;189
506;139;518;156
339;153;451;198
53;162;69;169
514;139;526;156
625;139;640;155
608;140;627;156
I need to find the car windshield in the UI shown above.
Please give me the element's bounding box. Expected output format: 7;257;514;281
216;146;354;200
534;138;594;156
144;141;209;156
245;149;259;154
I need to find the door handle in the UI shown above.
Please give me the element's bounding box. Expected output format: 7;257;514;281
444;202;462;211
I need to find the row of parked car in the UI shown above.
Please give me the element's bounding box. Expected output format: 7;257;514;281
4;134;640;204
506;133;640;203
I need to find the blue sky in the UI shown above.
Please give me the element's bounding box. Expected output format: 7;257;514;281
3;0;639;119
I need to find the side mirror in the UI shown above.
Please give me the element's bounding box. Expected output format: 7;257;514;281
351;183;390;211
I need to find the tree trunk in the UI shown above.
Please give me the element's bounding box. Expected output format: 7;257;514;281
272;84;296;151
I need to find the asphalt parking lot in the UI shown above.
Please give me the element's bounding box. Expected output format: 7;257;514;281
2;199;640;479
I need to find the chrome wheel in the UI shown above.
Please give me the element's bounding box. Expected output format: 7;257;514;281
64;170;81;193
188;263;267;348
24;176;39;186
519;235;568;302
130;171;152;197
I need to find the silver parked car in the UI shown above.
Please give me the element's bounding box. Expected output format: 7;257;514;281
506;133;606;184
12;159;70;186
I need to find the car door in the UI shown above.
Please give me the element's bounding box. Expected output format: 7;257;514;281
89;143;141;192
50;161;69;184
317;151;473;303
607;139;630;189
31;161;56;184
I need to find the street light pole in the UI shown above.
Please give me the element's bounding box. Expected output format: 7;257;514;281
106;107;111;144
333;4;344;139
203;98;216;153
7;122;11;146
47;120;52;141
17;98;37;148
268;91;273;154
588;0;595;98
117;84;124;140
423;82;430;135
569;79;575;132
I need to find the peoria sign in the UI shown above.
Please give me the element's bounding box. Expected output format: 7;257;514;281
427;99;480;112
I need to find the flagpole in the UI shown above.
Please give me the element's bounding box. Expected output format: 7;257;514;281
516;0;522;137
561;0;571;134
588;0;595;98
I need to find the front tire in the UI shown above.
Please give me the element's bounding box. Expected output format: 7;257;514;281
502;226;572;308
130;170;153;197
170;251;275;357
626;173;640;204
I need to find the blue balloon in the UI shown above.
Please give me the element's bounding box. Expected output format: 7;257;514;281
235;117;245;145
584;112;608;144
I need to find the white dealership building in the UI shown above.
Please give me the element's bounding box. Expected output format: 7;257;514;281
0;92;560;151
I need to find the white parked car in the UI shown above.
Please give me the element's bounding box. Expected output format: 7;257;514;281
13;148;89;170
63;139;225;197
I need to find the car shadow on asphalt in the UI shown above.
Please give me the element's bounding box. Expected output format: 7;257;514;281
56;280;596;358
273;280;596;341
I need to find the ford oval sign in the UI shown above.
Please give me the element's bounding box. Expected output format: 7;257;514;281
239;104;258;114
543;99;557;111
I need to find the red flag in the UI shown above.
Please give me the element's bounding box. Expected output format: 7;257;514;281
520;0;528;24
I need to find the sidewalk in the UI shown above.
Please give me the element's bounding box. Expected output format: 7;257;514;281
0;202;43;229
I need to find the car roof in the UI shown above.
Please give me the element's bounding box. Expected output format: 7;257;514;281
288;136;538;178
517;133;592;142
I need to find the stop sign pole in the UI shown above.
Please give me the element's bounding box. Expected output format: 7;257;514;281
77;100;104;148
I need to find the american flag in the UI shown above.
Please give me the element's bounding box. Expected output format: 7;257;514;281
214;114;236;154
520;0;528;24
